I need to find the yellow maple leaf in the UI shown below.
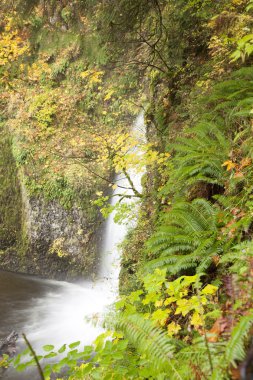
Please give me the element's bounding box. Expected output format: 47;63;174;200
155;300;164;308
222;160;236;171
191;312;203;327
167;322;181;337
201;284;218;295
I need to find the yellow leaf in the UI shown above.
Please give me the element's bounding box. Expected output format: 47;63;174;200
167;322;181;337
104;89;115;101
175;299;192;316
80;71;90;78
191;312;203;327
164;297;177;305
201;284;218;295
155;300;164;308
222;160;236;171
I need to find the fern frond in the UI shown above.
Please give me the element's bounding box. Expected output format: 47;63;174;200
177;337;227;379
164;122;229;194
118;313;184;379
118;314;185;380
225;311;253;367
231;67;253;80
146;199;220;275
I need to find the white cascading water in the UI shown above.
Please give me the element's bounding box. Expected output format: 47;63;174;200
2;111;145;379
99;111;145;288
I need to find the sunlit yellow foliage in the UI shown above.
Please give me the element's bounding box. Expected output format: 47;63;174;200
0;16;29;86
0;18;29;66
27;60;51;82
222;160;236;171
28;92;57;131
167;322;181;337
104;88;115;101
93;131;170;176
80;69;104;87
118;270;219;337
49;238;69;258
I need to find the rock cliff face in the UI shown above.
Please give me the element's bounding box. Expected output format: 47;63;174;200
20;182;98;279
0;128;99;280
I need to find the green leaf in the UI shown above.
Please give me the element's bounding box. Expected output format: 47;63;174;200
118;314;175;371
44;352;57;359
59;357;70;366
128;290;144;303
225;312;253;366
16;362;31;372
68;341;81;349
12;353;21;366
58;344;66;353
43;344;55;352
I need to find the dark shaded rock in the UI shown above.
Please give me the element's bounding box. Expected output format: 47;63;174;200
0;331;18;357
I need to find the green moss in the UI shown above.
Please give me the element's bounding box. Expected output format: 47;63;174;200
119;209;154;295
34;29;81;55
0;123;22;250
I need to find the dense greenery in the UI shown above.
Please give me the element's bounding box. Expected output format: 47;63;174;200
1;0;253;379
0;124;22;251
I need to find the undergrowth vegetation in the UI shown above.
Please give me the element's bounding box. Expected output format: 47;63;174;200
28;66;253;379
1;0;253;379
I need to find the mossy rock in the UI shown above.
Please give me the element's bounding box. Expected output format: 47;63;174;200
0;125;22;251
0;227;16;249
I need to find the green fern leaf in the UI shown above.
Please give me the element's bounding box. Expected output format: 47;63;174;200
146;199;221;275
118;313;183;377
225;311;253;366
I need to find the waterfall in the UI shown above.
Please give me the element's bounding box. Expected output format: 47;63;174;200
27;111;146;347
98;111;145;288
1;111;146;380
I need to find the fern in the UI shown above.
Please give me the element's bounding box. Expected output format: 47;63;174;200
225;311;253;367
177;337;226;379
146;199;222;275
210;312;253;378
116;312;253;380
231;67;253;80
220;241;253;274
118;313;184;379
207;67;253;110
161;122;229;197
206;67;253;129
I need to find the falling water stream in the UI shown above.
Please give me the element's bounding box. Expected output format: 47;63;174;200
0;112;145;379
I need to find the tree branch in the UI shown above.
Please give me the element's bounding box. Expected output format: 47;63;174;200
137;31;170;72
122;168;142;198
22;334;45;380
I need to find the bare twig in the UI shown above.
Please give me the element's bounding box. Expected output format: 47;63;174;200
137;31;170;72
22;334;45;380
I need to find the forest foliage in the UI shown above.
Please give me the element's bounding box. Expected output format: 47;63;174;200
1;0;253;379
